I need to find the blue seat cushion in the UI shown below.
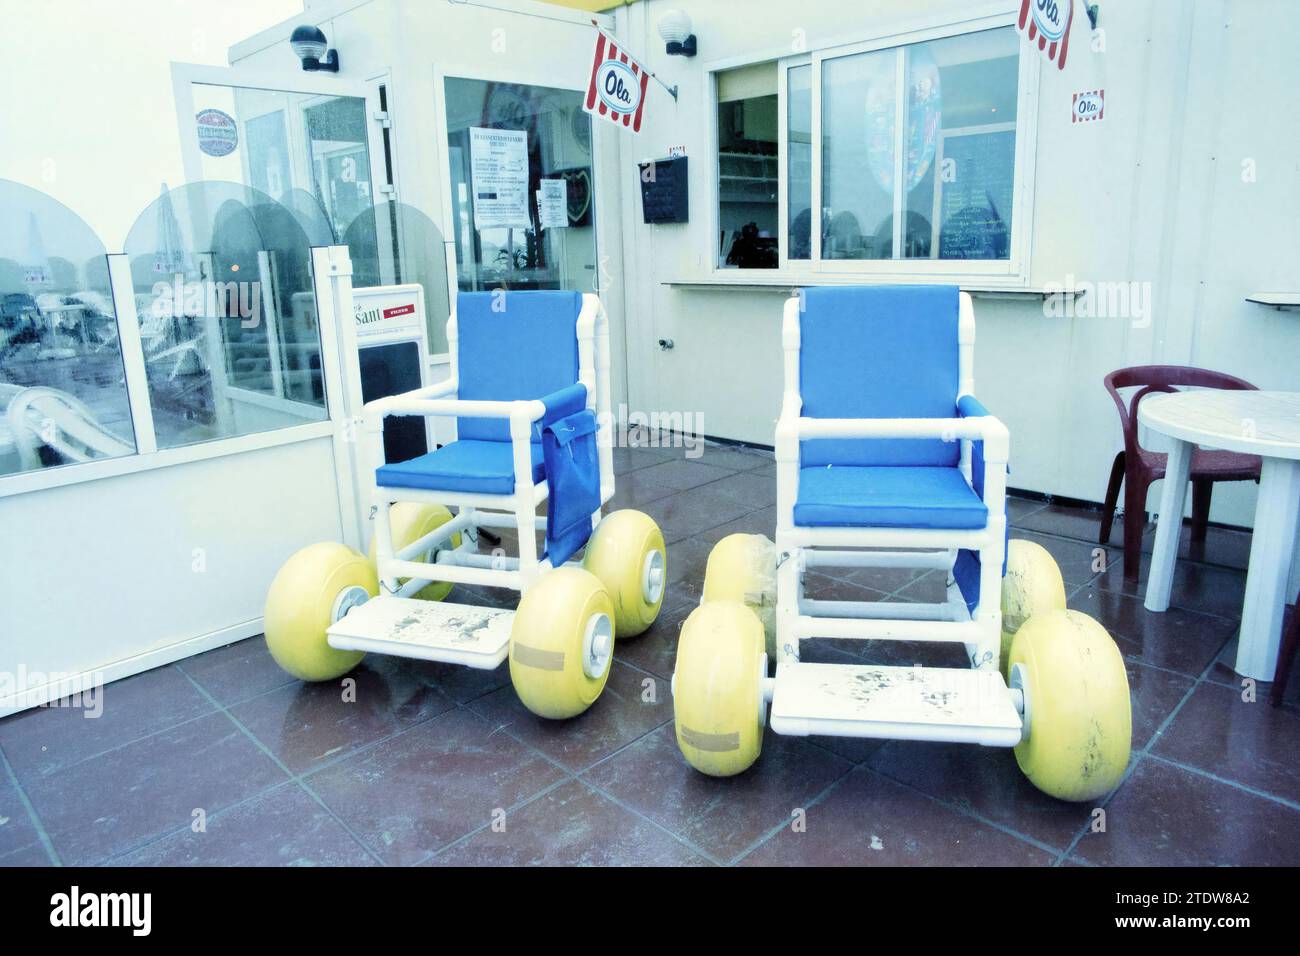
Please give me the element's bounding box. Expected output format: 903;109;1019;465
375;439;543;495
799;285;960;468
456;290;582;443
793;465;988;529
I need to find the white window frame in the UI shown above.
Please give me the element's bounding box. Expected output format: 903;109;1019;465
708;8;1040;287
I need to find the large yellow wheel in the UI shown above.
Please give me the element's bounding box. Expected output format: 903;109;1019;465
581;510;665;638
1010;609;1132;802
999;538;1067;679
368;502;460;602
264;542;378;681
509;567;615;719
702;533;777;658
673;601;766;777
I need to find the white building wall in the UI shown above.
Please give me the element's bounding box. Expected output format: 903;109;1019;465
608;0;1300;528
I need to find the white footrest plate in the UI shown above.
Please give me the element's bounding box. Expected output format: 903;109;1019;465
327;597;513;670
769;662;1022;747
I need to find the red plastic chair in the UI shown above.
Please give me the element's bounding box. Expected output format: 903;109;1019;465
1100;366;1261;579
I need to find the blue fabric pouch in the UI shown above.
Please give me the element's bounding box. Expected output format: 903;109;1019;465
543;409;601;566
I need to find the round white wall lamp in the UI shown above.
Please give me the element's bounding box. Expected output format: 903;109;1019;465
290;25;340;73
657;9;697;58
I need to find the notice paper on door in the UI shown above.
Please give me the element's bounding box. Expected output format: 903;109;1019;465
469;126;530;230
536;179;568;229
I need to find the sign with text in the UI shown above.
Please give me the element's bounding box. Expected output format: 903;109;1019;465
536;179;568;229
1072;89;1105;123
1017;0;1075;71
584;31;650;133
353;285;425;340
468;127;530;230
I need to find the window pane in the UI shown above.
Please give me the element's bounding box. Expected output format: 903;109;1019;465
717;62;778;269
787;64;812;260
122;182;328;451
905;27;1019;259
1;180;136;476
820;47;896;260
444;79;597;292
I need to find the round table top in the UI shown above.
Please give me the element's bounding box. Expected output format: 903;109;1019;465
1139;390;1300;460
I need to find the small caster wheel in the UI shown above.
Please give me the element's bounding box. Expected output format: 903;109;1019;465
582;509;666;638
509;567;615;719
672;601;766;777
702;533;777;658
369;502;460;602
999;538;1067;679
264;542;378;681
1010;609;1132;802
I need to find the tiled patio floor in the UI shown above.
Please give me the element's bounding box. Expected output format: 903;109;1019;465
3;443;1297;866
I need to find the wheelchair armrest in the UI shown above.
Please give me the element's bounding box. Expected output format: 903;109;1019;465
956;394;1009;464
533;383;588;427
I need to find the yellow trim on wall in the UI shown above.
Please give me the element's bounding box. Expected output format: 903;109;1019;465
539;0;634;11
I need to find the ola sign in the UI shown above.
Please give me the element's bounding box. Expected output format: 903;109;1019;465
596;59;641;115
584;30;651;133
1017;0;1075;70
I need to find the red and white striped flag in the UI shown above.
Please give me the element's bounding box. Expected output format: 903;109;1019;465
1017;0;1074;71
584;31;651;133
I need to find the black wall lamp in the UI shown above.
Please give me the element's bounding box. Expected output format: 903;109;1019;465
290;25;340;73
658;9;697;58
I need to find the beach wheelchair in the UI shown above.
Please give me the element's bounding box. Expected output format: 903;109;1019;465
673;286;1131;801
266;291;666;718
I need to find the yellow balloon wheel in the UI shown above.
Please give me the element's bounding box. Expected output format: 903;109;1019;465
369;502;460;602
999;538;1067;679
1010;609;1132;802
581;509;666;638
509;567;615;719
702;533;777;658
264;542;378;682
673;601;766;777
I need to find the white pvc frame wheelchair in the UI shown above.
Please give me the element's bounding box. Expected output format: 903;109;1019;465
774;292;1010;687
365;293;616;600
265;292;667;720
673;289;1133;802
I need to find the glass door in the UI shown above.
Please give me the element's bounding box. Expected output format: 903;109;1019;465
441;78;598;293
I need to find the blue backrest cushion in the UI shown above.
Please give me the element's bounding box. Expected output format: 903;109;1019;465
456;290;582;442
799;285;960;467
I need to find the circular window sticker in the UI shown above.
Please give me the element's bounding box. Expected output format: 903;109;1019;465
196;109;239;158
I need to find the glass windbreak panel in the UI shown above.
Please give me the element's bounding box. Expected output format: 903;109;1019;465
345;202;452;354
904;28;1019;260
122;182;327;451
716;62;778;269
821;48;896;260
444;78;597;292
786;64;812;260
0;179;135;476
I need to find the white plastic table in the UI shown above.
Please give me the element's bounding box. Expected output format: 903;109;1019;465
1141;390;1300;680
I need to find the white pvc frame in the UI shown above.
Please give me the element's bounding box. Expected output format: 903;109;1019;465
774;291;1009;671
365;293;614;597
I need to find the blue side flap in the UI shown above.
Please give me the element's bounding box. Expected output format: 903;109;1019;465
542;409;601;567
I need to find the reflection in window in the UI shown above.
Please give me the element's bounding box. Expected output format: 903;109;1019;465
123;183;327;451
820;26;1019;261
188;82;451;355
716;62;778;269
444;78;597;292
787;64;812;261
0;180;135;476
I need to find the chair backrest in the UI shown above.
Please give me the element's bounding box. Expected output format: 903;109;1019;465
453;290;582;442
796;285;963;467
1103;365;1258;455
